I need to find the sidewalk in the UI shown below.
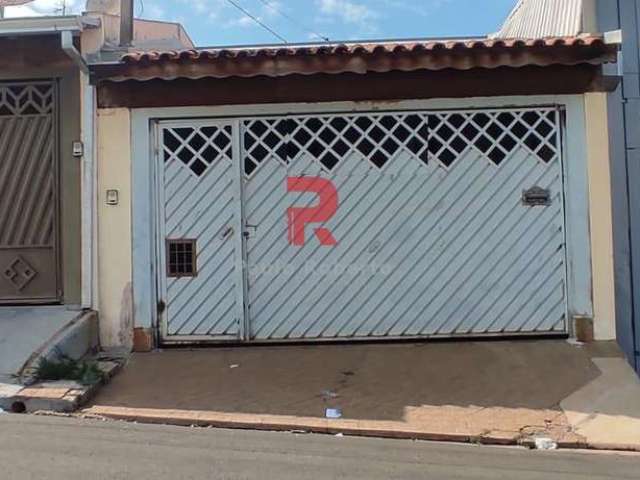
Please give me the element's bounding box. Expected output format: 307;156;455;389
0;307;84;384
84;340;640;451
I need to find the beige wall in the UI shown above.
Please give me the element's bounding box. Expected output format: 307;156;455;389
582;0;598;33
81;13;194;54
97;108;133;348
585;92;617;340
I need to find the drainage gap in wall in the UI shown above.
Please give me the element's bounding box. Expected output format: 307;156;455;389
10;401;26;414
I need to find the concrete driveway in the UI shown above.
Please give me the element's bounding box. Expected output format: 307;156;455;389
0;307;79;383
87;339;640;451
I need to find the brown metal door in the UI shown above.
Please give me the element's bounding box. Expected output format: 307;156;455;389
0;81;59;304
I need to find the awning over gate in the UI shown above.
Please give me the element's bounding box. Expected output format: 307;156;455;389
91;35;618;83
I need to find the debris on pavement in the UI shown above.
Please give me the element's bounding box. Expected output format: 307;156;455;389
534;437;558;450
325;408;342;419
321;390;339;399
229;364;240;369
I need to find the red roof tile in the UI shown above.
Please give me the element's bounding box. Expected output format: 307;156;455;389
93;35;617;82
122;36;609;63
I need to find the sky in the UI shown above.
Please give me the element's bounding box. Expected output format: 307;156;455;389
5;0;518;47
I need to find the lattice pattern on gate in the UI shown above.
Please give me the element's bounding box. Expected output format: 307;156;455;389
162;125;233;177
428;110;559;168
243;114;431;176
0;83;55;116
241;109;559;177
159;108;560;178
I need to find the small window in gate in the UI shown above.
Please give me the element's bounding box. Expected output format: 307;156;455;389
167;239;197;278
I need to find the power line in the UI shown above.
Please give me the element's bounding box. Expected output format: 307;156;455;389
256;0;330;42
225;0;288;44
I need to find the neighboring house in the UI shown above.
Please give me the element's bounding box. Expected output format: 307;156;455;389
0;15;92;309
595;0;640;375
496;0;597;38
497;0;640;374
87;2;619;351
0;2;192;375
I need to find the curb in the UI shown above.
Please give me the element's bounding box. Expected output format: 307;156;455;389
84;408;512;445
557;441;640;453
81;406;639;453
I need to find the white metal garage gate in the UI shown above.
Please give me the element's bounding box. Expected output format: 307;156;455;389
156;106;567;343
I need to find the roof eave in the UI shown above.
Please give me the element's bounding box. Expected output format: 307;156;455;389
90;36;619;83
0;15;100;37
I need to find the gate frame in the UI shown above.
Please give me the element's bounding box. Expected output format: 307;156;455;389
133;95;592;345
0;79;61;305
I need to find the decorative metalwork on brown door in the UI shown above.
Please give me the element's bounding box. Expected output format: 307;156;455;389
0;81;59;303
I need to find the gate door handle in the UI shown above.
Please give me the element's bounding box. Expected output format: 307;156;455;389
221;226;234;239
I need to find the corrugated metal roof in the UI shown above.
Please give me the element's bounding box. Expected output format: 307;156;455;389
495;0;584;39
90;35;617;82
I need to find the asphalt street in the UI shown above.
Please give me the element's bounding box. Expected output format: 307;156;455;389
0;413;638;479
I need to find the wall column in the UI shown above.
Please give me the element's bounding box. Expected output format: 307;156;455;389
585;92;617;340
